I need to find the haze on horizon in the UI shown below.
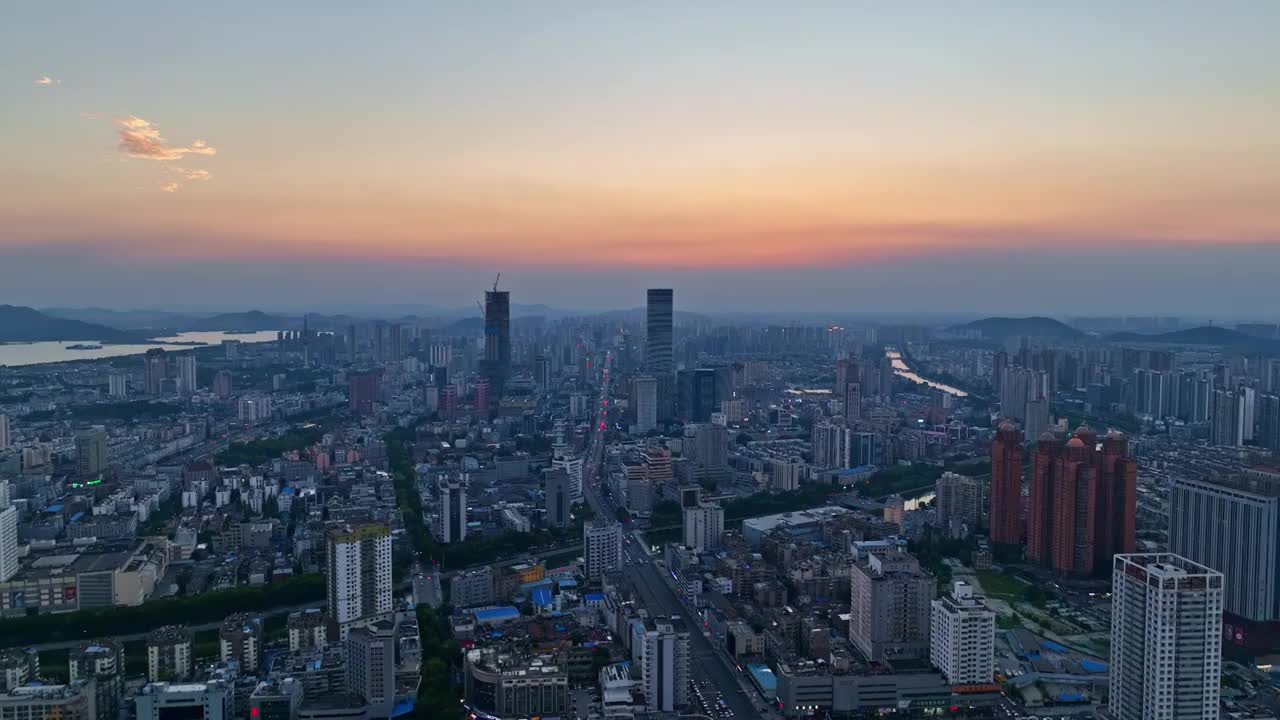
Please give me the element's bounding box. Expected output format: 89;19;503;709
3;2;1278;316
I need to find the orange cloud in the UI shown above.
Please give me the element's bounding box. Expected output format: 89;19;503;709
117;116;216;161
34;76;58;86
160;183;180;193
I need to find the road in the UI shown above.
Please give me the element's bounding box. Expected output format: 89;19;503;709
579;352;767;720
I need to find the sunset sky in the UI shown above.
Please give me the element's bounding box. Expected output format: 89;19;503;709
3;2;1278;315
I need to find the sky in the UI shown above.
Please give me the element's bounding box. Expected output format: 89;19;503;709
2;2;1278;316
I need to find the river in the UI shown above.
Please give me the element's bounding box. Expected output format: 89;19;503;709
0;331;279;367
885;349;968;397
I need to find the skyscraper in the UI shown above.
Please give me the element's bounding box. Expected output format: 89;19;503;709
1109;554;1223;720
936;472;982;539
646;289;674;419
682;502;724;551
435;473;467;544
583;521;623;579
544;468;571;529
348;371;382;415
0;488;17;582
1210;387;1245;447
346;620;395;718
76;429;109;476
144;348;167;396
482;288;510;411
989;423;1023;547
632;374;657;433
1258;392;1280;452
1169;471;1280;624
843;381;862;422
638;617;690;713
326;524;393;634
175;353;197;394
0;414;9;450
212;370;233;398
1027;427;1136;575
930;581;995;685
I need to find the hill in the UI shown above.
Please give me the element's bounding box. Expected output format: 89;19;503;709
1105;326;1280;353
0;305;142;343
180;310;290;332
953;316;1085;341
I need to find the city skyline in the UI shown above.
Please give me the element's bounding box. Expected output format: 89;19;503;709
4;3;1279;313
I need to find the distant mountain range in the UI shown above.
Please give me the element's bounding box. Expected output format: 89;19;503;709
1105;326;1280;353
952;316;1085;341
0;305;143;343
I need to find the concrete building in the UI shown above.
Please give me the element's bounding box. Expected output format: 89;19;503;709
632;375;657;434
434;473;467;544
543;468;570;529
935;472;982;539
346;620;395;719
175;353;197;394
288;608;331;652
638;617;689;713
219;613;262;671
250;678;304;720
988;423;1023;546
0;414;9;450
75;429;109;476
930;581;995;685
464;650;569;719
773;661;948;717
326;524;393;634
482;289;511;412
0;503;17;583
682;502;724;552
450;566;495;608
848;551;934;662
1109;554;1223;720
145;625;193;682
67;640;124;720
0;680;98;720
583;521;623;580
1169;472;1280;624
135;681;231;720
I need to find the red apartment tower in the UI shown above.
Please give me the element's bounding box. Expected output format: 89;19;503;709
989;423;1024;546
1027;426;1136;575
472;378;490;415
348;371;382;415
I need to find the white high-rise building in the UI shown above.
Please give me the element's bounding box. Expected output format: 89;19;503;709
326;524;393;635
552;444;584;502
237;395;272;424
175;353;197;394
682;503;724;552
108;373;128;398
583;521;623;579
1109;553;1223;720
930;581;995;685
633;375;657;434
0;494;17;582
0;414;10;450
639;617;690;713
435;473;467;544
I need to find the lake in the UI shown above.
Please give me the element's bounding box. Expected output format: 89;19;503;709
885;349;968;397
0;330;279;367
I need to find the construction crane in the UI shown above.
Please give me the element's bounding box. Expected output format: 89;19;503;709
493;273;501;292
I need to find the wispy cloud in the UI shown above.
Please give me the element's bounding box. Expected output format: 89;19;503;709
80;112;102;121
116;116;217;161
171;167;211;182
34;75;59;86
160;183;180;193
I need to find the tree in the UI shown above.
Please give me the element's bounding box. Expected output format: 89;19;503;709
736;432;753;446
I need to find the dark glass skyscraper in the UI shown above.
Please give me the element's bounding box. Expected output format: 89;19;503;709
483;289;510;411
645;289;673;373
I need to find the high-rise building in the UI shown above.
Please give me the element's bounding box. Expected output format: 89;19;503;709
544;468;571;529
107;373;128;398
472;377;490;414
552;443;583;502
677;367;721;422
682;502;724;551
145;626;193;682
691;423;728;471
435;473;467;544
930;581;995;685
75;429;109;476
583;521;623;579
989;423;1023;546
1109;554;1223;720
848;551;934;662
326;523;393;633
645;289;673;374
0;680;98;720
534;354;551;390
0;502;17;583
348;371;382;415
174;353;197;394
1169;471;1280;624
1258;392;1280;452
1210;387;1245;447
482;289;510;411
1026;427;1136;575
218;613;262;671
638;617;690;713
632;374;658;433
211;370;233;399
936;472;982;539
0;414;8;450
843;381;862;422
812;420;852;470
237;394;272;424
346;620;395;718
68;639;125;720
143;348;167;396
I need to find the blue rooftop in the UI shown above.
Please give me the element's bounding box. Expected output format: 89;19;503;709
748;663;777;692
1041;640;1068;653
532;588;553;607
45;504;64;513
474;606;520;622
1079;660;1107;672
585;592;606;602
